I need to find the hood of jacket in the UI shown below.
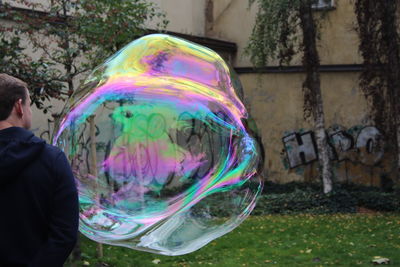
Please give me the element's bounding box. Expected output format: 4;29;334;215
0;127;45;186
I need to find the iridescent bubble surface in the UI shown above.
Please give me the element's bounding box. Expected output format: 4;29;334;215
53;34;263;255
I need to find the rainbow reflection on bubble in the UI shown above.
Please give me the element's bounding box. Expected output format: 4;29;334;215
53;34;263;255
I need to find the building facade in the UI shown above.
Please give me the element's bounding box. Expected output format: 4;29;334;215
204;0;390;187
1;0;394;186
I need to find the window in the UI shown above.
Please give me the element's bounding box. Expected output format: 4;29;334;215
312;0;335;10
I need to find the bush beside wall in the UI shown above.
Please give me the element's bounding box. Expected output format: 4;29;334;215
252;182;400;215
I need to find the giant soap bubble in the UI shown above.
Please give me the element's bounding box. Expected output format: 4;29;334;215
53;34;263;255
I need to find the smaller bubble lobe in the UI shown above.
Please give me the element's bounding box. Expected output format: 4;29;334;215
53;34;263;255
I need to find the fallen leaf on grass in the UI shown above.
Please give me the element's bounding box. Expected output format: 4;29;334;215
372;256;390;265
152;259;161;264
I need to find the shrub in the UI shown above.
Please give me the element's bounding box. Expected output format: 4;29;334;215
252;182;400;215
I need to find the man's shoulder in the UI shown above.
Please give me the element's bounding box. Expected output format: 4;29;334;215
41;142;65;159
35;140;73;180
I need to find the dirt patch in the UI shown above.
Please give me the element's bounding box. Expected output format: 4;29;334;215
357;206;380;214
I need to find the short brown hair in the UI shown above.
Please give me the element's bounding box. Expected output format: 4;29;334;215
0;74;28;121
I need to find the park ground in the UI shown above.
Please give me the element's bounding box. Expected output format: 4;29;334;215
67;213;400;267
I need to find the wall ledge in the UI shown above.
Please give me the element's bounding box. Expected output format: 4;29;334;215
235;64;364;74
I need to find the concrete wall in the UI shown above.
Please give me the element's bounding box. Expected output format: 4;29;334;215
216;0;393;186
317;0;362;65
148;0;206;36
240;71;392;186
206;0;362;66
203;0;395;186
205;0;258;67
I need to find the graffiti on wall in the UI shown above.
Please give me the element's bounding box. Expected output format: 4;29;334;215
31;116;59;143
282;126;385;169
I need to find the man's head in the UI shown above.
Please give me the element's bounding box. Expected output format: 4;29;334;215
0;74;32;130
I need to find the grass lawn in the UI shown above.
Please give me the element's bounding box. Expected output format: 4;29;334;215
67;213;400;266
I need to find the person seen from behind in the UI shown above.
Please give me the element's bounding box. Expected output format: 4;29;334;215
0;73;79;266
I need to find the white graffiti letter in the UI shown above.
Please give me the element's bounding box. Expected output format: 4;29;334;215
283;132;318;168
330;131;354;161
356;126;384;165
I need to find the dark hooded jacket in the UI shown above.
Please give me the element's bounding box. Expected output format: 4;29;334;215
0;127;79;267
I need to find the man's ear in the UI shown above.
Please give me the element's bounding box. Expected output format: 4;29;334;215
14;99;24;117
